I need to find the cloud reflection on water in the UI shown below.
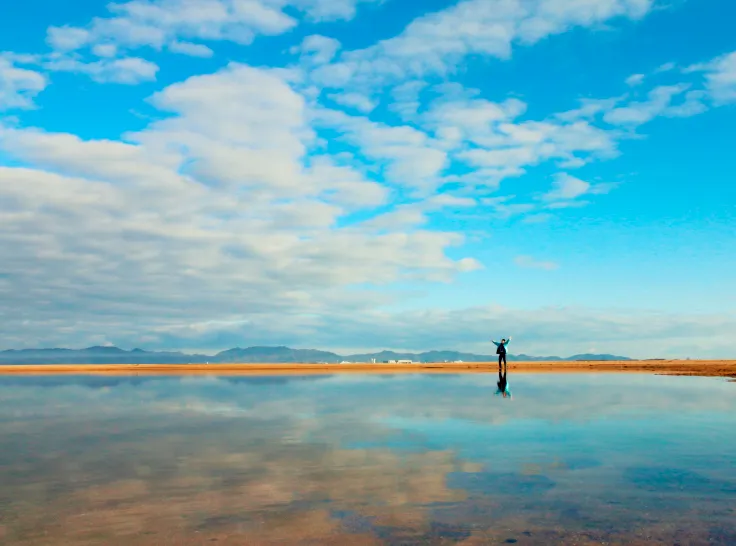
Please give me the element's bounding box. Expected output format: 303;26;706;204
0;373;735;544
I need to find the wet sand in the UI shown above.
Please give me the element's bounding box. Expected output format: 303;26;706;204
0;359;734;378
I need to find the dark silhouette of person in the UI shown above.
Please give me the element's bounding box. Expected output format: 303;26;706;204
492;337;511;367
496;361;511;398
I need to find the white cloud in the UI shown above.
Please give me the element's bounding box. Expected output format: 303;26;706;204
361;205;429;230
46;0;296;55
445;116;618;185
314;107;449;192
480;196;536;218
15;298;732;359
554;51;736;129
328;91;376;113
514;255;559;271
542;172;590;200
43;56;160;84
290;34;342;65
313;0;655;88
290;0;384;22
0;125;183;185
625;73;645;87
704;51;736;105
47;26;91;51
664;90;708;118
387;90;624;196
540;173;615;205
361;193;478;230
168;41;215;57
603;83;691;125
0;58;48;110
43;0;376;62
555;97;623;122
425;89;620;169
0;61;481;351
603;83;708;127
389;80;427;119
3;3;734;356
136;63;311;193
92;43;119;58
309;46;736;229
425;96;528;148
303;156;389;208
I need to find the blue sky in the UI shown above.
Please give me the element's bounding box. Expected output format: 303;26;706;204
0;0;734;358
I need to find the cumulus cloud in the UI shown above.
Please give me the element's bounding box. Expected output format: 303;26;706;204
0;126;181;183
46;0;294;54
2;1;735;357
417;93;620;190
44;0;377;61
313;107;449;192
0;58;48;110
0;62;479;352
703;51;736;105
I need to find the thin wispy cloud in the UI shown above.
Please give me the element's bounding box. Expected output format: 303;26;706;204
514;255;560;271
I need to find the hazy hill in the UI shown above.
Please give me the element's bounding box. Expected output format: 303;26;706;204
345;350;629;362
214;346;341;363
0;347;206;364
0;346;631;364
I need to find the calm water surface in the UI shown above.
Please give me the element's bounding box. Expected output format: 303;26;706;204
0;372;735;545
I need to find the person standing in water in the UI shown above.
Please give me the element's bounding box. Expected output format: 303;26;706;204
493;337;512;398
492;337;511;368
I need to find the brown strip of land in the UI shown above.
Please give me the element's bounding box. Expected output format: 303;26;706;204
0;360;734;378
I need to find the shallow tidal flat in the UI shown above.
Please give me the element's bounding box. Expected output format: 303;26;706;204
0;373;735;545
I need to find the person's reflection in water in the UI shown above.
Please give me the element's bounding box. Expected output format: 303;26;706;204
495;361;512;399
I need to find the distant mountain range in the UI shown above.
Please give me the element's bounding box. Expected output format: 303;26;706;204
0;346;632;365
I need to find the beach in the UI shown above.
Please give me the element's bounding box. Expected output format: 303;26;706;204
0;359;734;378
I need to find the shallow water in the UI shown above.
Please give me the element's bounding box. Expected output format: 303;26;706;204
0;372;734;545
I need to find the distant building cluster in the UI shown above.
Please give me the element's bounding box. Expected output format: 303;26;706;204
383;359;414;364
337;359;418;364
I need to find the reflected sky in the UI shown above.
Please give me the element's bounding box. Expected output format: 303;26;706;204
1;372;735;545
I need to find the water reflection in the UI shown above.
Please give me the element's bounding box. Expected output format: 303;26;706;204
0;373;734;545
495;361;512;398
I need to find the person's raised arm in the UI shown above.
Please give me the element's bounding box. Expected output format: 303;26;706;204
491;340;499;346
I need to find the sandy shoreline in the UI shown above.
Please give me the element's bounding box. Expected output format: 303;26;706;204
0;360;734;378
